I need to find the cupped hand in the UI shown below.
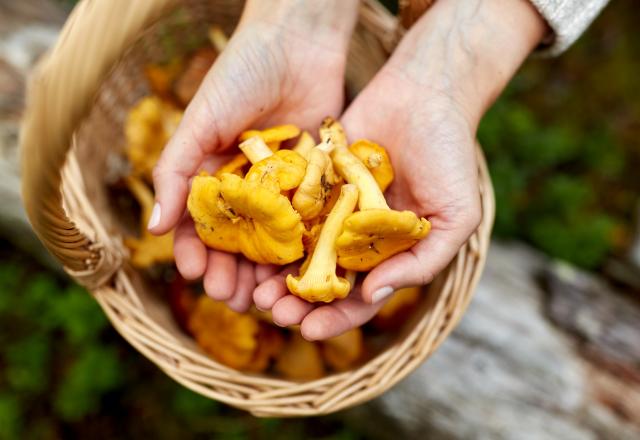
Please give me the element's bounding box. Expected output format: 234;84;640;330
256;0;546;339
149;0;359;312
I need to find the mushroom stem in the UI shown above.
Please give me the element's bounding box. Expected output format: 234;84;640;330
286;184;358;302
239;136;273;164
292;148;332;220
208;25;228;52
320;117;348;149
344;270;357;287
305;184;357;273
332;146;389;210
292;131;316;160
125;176;155;228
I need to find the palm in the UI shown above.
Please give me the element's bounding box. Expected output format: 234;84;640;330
207;24;346;137
343;71;480;226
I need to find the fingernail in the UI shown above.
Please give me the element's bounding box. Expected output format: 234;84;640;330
372;286;394;303
147;202;161;230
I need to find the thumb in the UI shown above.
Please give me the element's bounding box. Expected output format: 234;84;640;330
149;45;268;235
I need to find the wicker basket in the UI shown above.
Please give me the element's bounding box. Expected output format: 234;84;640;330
20;0;494;417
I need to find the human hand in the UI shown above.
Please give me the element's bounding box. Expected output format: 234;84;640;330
255;0;546;339
149;0;359;311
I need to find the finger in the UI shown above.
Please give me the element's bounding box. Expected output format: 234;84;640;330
253;265;297;311
271;295;315;327
173;216;207;280
300;289;382;341
226;258;256;313
255;264;279;284
362;218;479;304
203;251;238;300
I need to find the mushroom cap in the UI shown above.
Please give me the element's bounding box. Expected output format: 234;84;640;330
244;324;285;373
123;176;174;268
188;173;305;265
214;153;248;178
239;124;300;144
144;57;184;99
188;296;260;370
322;328;364;371
245;149;307;191
373;286;422;330
275;332;325;381
336;209;431;271
125;96;182;181
349;139;394;192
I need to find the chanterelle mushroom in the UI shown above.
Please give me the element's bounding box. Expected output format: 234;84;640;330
240;136;307;192
349;139;394;192
286;184;358;302
292;131;316;160
329;121;431;271
125;96;182;181
187;172;305;265
322;328;363;371
239;124;300;145
188;296;260;370
123;176;174;268
291;120;343;220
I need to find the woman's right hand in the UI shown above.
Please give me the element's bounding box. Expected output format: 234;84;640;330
149;0;359;311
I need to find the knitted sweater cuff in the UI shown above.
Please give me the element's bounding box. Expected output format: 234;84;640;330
528;0;610;55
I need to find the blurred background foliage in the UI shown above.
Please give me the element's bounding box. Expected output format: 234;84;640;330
1;0;638;439
478;0;639;269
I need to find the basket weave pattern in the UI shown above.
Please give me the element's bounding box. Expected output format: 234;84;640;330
21;0;494;416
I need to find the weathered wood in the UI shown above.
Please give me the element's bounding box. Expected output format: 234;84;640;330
350;242;640;440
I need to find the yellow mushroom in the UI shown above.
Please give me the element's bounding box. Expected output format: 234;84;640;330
214;153;249;178
213;139;282;179
245;324;285;373
123;176;174;268
329;121;431;271
207;25;229;53
373;286;421;330
239;124;300;144
291;121;342;220
187;172;305;265
188;296;260;370
143;57;184;99
240;136;307;192
275;332;325;381
349;139;394;192
125;96;182;181
292;131;316;160
286;184;358;303
322;328;364;371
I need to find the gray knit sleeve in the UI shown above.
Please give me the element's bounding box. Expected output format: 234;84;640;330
528;0;610;55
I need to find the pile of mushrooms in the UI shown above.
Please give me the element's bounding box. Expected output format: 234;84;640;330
188;118;431;303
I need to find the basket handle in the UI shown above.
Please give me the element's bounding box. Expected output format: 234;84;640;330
400;0;436;28
20;0;178;274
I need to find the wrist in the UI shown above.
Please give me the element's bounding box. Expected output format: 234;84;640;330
240;0;360;51
387;0;546;126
